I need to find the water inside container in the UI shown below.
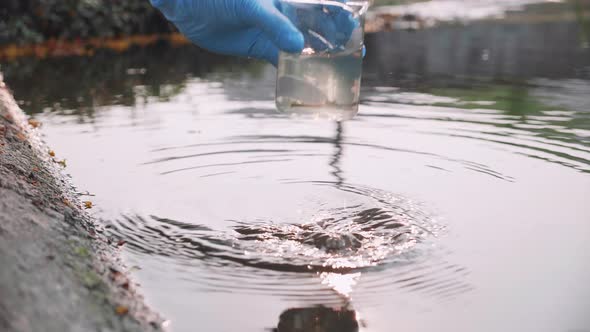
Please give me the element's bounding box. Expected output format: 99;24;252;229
276;0;370;120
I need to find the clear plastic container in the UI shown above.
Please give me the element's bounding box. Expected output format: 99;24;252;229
276;0;370;120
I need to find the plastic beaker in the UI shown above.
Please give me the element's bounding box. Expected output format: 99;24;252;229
276;0;370;120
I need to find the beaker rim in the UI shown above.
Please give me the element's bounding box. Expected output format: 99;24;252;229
280;0;371;15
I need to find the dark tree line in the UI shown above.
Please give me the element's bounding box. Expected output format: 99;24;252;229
0;0;176;45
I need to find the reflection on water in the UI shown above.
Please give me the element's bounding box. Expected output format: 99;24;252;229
330;122;345;186
360;82;590;173
273;306;361;332
0;43;265;116
2;1;590;331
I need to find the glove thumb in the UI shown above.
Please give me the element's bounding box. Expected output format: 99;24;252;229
150;0;179;20
248;2;305;54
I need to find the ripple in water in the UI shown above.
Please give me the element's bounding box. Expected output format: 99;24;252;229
106;182;470;304
109;183;439;272
231;202;437;273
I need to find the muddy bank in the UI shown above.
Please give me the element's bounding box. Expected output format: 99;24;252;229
0;74;162;331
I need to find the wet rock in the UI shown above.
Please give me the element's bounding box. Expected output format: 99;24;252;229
0;78;162;331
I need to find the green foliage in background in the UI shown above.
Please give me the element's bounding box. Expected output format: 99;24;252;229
0;0;430;45
0;0;176;45
428;85;547;116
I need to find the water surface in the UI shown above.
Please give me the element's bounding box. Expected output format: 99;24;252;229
3;1;590;331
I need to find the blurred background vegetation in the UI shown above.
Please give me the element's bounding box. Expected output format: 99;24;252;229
0;0;423;45
0;0;176;45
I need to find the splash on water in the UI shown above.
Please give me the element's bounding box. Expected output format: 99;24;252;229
107;182;443;275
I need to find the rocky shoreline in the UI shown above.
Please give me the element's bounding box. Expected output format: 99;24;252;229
0;74;162;332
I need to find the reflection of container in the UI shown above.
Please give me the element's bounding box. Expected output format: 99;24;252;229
276;306;360;332
276;0;370;120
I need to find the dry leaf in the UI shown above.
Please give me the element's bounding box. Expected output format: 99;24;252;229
115;306;129;316
16;132;26;141
28;119;41;128
83;201;93;209
49;150;55;157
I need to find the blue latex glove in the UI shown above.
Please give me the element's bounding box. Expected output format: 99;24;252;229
281;1;360;54
150;0;305;65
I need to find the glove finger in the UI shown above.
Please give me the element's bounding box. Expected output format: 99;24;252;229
313;4;356;49
206;27;280;65
247;1;304;54
248;32;280;66
149;0;179;20
332;6;358;47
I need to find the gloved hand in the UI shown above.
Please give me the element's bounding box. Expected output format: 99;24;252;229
281;1;361;54
150;0;305;66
